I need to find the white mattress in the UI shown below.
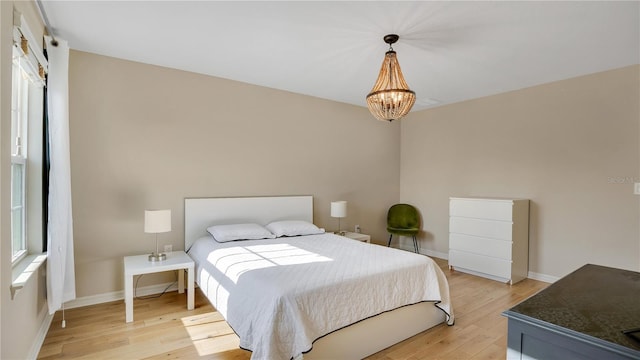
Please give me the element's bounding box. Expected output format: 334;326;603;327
188;233;454;360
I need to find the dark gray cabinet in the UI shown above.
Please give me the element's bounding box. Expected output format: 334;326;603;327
503;264;640;360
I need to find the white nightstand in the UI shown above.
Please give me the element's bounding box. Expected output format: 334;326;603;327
338;231;371;243
123;251;194;323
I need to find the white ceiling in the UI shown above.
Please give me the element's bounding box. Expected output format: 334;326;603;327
39;1;639;111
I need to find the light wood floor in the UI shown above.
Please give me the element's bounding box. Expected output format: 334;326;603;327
38;258;547;359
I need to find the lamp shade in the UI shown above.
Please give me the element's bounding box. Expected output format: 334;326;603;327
144;210;171;233
330;201;347;218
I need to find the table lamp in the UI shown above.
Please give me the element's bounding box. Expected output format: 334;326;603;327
331;201;347;235
145;209;171;262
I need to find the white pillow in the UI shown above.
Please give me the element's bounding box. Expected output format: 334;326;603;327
207;223;275;242
266;220;325;237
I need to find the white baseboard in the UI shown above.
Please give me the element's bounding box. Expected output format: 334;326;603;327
28;305;54;360
64;282;179;310
527;271;559;283
395;244;449;260
420;248;449;260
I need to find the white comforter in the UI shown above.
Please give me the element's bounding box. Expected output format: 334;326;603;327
188;233;453;360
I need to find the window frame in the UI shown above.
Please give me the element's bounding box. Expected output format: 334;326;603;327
10;20;47;266
11;48;30;264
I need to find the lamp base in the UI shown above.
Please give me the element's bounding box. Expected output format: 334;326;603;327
148;252;166;262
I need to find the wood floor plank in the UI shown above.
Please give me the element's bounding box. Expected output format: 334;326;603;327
38;257;548;359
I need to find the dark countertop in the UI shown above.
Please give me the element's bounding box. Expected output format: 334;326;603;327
505;264;640;352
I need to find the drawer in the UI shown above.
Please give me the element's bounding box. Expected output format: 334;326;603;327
449;249;512;279
449;216;513;241
450;198;513;221
449;233;512;260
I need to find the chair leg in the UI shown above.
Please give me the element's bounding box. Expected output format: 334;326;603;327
387;234;393;247
413;236;418;253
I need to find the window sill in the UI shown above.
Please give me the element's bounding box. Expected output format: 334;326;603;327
11;253;47;300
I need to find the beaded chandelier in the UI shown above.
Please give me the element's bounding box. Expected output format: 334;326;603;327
366;34;416;122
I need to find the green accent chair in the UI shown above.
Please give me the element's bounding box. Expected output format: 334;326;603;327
387;203;420;253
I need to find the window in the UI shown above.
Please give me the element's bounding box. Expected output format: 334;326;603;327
11;24;46;264
12;47;29;262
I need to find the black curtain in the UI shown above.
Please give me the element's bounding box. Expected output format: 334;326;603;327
42;75;50;252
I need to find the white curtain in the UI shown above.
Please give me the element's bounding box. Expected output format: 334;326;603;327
46;36;76;315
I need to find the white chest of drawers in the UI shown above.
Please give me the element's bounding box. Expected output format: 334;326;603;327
448;197;529;284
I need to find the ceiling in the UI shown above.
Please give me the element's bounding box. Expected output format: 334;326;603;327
39;1;639;111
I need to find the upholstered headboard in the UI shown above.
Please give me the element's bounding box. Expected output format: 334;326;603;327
184;195;313;251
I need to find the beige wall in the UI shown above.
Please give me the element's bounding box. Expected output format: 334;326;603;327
69;51;401;297
401;65;640;279
69;53;640;296
0;1;49;359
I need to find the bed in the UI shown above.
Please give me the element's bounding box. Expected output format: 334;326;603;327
185;196;454;360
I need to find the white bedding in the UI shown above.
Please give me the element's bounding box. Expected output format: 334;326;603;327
188;233;454;360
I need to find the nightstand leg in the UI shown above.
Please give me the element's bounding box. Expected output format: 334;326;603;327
178;269;185;294
125;274;133;323
187;266;194;310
